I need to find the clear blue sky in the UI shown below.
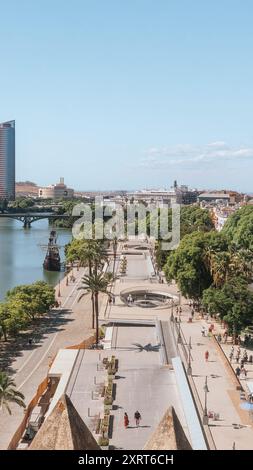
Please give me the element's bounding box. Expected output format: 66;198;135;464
1;0;253;191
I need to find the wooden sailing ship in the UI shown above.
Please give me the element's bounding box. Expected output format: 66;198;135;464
43;230;61;272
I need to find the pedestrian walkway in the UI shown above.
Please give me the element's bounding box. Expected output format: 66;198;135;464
102;243;253;449
167;283;253;450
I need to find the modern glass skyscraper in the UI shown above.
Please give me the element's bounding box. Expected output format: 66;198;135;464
0;120;15;200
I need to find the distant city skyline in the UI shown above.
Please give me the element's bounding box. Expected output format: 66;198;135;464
0;120;15;200
1;1;253;192
16;177;250;195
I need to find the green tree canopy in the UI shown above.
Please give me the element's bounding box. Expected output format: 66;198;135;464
223;205;253;250
163;231;229;299
0;302;28;341
6;281;55;321
202;277;253;334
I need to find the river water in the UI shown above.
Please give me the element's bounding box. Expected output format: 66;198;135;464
0;218;72;300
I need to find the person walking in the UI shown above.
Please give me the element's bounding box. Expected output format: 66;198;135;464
134;410;141;427
243;350;248;363
124;412;129;428
201;326;206;337
235;366;241;378
241;366;248;378
223;331;228;343
205;350;209;362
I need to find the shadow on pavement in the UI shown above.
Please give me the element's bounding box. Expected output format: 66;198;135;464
0;308;73;374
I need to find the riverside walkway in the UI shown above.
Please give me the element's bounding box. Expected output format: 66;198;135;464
0;265;97;449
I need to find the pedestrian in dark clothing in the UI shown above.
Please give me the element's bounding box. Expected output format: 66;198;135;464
134;411;141;427
235;367;241;377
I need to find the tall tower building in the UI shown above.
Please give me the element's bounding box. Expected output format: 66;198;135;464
0;120;15;200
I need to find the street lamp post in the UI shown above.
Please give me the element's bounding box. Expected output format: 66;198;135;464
58;281;61;297
170;299;174;322
203;375;209;425
177;317;182;344
187;336;192;375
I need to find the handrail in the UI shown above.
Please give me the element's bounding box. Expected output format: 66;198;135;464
170;317;216;450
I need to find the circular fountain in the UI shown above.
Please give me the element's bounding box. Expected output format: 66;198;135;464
120;288;178;309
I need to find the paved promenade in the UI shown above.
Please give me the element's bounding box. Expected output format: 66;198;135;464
0;266;96;449
166;282;253;450
101;242;253;450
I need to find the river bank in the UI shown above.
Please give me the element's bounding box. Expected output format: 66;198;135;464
0;218;72;300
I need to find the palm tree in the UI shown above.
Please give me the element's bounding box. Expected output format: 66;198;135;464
210;252;231;287
78;272;114;345
230;249;253;281
67;240;108;328
0;372;26;415
112;236;118;274
203;245;216;273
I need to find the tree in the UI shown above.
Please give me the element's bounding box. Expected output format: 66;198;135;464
66;240;108;327
155;206;214;270
0;198;8;213
112;236;118;274
6;282;55;322
66;239;107;273
9;197;35;212
223;205;253;251
202;277;253;336
164;232;213;300
78;272;113;344
180;205;214;238
0;372;26;414
0;302;28;341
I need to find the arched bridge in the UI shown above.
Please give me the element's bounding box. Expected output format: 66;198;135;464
0;213;74;228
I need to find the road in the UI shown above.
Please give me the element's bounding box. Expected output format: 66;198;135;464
0;266;96;449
